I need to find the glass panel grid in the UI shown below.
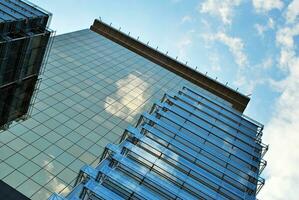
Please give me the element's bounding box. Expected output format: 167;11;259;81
0;29;199;199
54;87;265;200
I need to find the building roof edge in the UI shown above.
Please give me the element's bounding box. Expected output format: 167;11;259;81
90;19;250;112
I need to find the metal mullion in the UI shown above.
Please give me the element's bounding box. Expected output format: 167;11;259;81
164;95;260;154
180;88;260;133
0;2;31;20
181;92;262;145
118;157;152;183
137;136;247;199
83;179;124;200
155;101;259;163
140;124;256;192
70;183;88;199
75;164;98;186
184;86;264;133
182;86;243;118
0;1;34;19
179;89;259;138
144;128;252;192
169;93;261;149
141;112;257;178
161;101;253;153
20;0;52;27
9;0;45;16
123;142;223;200
97;160;151;199
0;11;15;21
124;131;247;199
99;164;160;200
48;194;68;200
112;153;197;200
0;3;21;20
154;106;259;168
164;116;258;170
102;179;133;199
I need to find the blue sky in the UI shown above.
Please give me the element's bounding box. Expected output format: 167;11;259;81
31;0;299;199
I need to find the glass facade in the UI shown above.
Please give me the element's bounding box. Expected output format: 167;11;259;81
0;0;52;128
0;29;217;199
49;86;267;200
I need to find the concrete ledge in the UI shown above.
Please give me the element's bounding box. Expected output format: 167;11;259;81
90;19;250;112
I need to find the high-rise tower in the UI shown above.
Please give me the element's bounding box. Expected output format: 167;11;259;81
0;3;267;199
47;20;267;200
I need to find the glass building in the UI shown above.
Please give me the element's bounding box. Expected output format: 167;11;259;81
50;86;267;200
0;12;268;200
0;0;53;128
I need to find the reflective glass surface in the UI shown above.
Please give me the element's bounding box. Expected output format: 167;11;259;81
50;87;264;200
0;29;206;199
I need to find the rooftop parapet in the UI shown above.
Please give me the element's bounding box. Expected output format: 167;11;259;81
90;19;250;113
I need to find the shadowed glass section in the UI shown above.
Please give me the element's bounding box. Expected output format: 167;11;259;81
0;0;53;128
0;180;30;200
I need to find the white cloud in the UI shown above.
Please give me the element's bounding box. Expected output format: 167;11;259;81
268;18;275;29
181;15;192;24
177;37;192;59
285;0;299;24
255;18;275;36
199;0;241;25
232;56;276;93
104;74;149;122
176;30;195;60
276;24;299;69
258;6;299;199
252;0;284;12
255;24;266;35
202;32;262;93
209;54;221;72
205;32;248;67
234;73;266;93
261;57;273;69
198;8;299;200
171;0;182;3
259;61;299;200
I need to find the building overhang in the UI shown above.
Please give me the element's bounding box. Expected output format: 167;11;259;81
90;19;250;113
